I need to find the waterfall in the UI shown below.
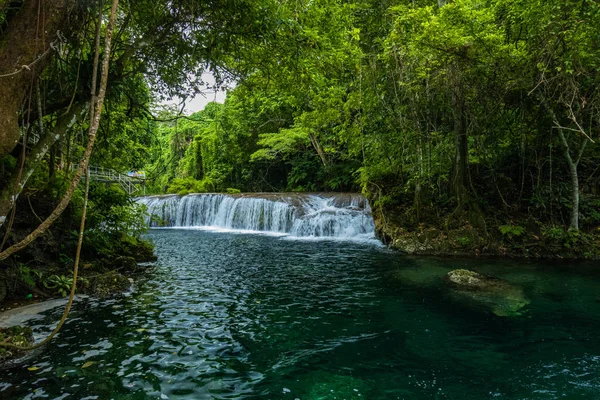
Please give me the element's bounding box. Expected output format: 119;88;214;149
136;193;377;241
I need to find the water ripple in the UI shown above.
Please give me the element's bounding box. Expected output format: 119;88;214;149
2;230;600;399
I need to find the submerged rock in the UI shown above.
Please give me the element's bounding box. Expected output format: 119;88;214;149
0;325;34;363
446;269;489;288
445;269;530;317
394;264;451;286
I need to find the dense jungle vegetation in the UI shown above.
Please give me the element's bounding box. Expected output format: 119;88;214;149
0;0;599;304
145;0;600;258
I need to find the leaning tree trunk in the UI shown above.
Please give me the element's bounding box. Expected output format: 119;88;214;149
309;132;329;167
0;0;76;159
0;102;85;226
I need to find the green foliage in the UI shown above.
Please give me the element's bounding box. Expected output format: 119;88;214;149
499;225;525;240
582;199;600;226
251;127;310;162
543;227;566;241
286;158;320;192
563;230;582;249
43;275;73;297
0;325;33;344
101;0;600;255
167;177;215;195
372;194;395;211
456;236;472;247
86;184;148;239
0;154;16;183
143;0;364;193
541;226;594;253
0;325;33;357
4;0;592;268
59;252;75;268
18;264;35;288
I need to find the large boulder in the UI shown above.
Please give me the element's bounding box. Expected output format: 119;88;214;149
445;269;530;317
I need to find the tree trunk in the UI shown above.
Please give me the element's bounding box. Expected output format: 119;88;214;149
0;0;119;261
557;128;587;231
0;0;76;159
0;102;85;227
309;132;328;166
412;135;425;221
539;98;588;231
567;161;579;230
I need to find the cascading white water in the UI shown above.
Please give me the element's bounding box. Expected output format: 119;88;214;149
136;193;377;241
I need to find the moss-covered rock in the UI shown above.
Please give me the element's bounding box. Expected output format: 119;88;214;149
445;269;530;317
446;269;488;288
114;256;138;272
91;272;132;298
0;325;34;362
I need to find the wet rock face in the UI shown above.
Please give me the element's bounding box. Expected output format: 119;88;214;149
445;269;530;317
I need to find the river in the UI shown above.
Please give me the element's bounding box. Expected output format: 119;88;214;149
1;194;599;399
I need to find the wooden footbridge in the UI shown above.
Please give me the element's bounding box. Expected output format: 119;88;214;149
74;165;146;195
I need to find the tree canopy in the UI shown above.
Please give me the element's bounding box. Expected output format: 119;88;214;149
0;0;599;261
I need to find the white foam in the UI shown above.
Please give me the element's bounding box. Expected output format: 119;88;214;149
137;193;379;244
280;234;384;246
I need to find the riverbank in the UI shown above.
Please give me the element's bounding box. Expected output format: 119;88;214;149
0;258;155;365
0;185;157;307
137;191;600;260
374;211;600;260
0;266;156;380
0;253;156;311
0;299;81;364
